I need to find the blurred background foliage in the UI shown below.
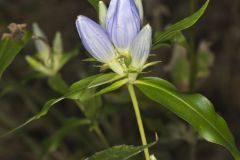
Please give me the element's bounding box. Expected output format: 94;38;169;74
0;0;240;160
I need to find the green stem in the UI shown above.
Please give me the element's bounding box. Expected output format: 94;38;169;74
92;124;110;148
48;75;110;148
128;84;150;160
189;0;198;91
75;100;110;148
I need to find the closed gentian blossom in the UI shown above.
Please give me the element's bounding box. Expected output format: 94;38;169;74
76;0;152;77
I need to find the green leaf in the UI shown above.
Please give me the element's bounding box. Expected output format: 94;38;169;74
56;49;78;70
41;118;91;159
32;23;50;64
142;61;162;70
25;55;53;76
152;0;209;49
1;98;64;137
65;74;103;99
135;77;240;160
85;142;156;160
53;32;63;54
1;73;123;136
0;31;31;78
196;41;214;78
96;79;128;96
88;0;100;12
0;74;98;136
165;44;190;88
78;88;103;120
48;74;69;94
88;73;124;88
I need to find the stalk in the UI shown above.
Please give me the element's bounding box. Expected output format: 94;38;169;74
128;84;150;160
189;0;198;91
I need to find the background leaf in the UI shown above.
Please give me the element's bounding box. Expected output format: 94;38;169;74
1;73;122;135
88;0;100;12
40;118;91;160
136;77;240;159
85;142;155;160
48;74;69;94
0;98;64;137
152;0;209;49
0;31;31;79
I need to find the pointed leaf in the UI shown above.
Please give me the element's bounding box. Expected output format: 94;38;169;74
48;74;69;94
95;79;128;96
86;142;156;160
88;73;124;88
26;55;53;76
152;0;209;49
41;118;91;159
0;31;31;78
136;77;240;159
65;74;103;99
88;0;100;12
1;73;120;136
1;98;64;137
53;32;63;54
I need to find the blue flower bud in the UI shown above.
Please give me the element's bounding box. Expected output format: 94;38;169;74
130;24;152;69
76;16;115;63
106;0;141;52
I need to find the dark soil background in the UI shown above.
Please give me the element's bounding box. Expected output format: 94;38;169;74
0;0;240;160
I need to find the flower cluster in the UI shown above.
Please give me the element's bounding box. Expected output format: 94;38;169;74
76;0;152;78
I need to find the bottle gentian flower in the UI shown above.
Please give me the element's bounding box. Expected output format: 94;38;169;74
76;0;152;78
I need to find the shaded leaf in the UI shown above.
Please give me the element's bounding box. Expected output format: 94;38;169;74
1;73;124;136
0;31;31;78
85;142;156;160
41;118;91;159
196;41;214;78
65;74;103;99
32;23;50;64
78;88;103;120
165;44;190;89
88;0;100;12
1;98;64;137
136;77;240;159
53;32;63;54
48;74;69;94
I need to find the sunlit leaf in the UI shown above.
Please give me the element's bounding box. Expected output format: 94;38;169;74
95;79;128;96
88;73;124;88
142;61;162;70
152;0;209;49
65;74;103;99
0;31;31;78
136;77;240;159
